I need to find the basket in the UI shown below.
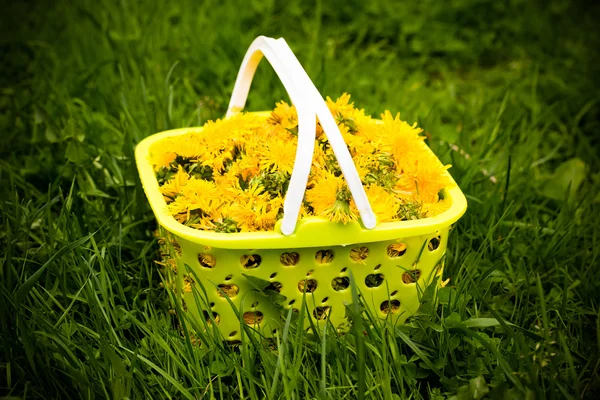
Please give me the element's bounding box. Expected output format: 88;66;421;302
135;36;467;341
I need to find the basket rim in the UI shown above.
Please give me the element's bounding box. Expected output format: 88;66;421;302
135;112;468;249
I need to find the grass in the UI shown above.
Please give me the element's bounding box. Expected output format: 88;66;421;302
1;0;600;398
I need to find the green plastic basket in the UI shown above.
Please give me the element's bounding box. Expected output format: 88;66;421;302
135;37;467;341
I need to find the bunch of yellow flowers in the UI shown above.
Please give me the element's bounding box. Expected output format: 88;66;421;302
148;94;453;233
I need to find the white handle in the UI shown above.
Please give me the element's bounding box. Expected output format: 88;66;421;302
268;38;377;230
227;36;376;235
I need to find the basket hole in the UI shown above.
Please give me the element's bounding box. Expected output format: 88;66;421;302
349;247;369;263
266;281;283;293
243;311;264;325
292;308;299;313
306;269;314;276
313;306;331;320
171;239;183;257
428;236;441;251
322;297;329;303
202;310;220;326
387;243;407;258
380;300;401;314
272;329;277;334
209;302;215;307
315;249;334;264
298;279;318;293
340;267;347;273
217;284;239;298
241;254;262;269
374;264;382;271
198;253;216;268
402;270;421;284
280;252;300;266
229;331;237;337
225;274;233;281
390;290;398;296
251;301;259;308
365;273;384;288
288;299;296;306
270;272;277;279
332;277;350;291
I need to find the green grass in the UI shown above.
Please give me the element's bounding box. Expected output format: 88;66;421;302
1;0;600;398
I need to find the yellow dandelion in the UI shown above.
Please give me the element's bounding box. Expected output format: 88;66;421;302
396;153;453;203
268;101;298;131
380;111;426;169
149;148;176;170
229;187;282;232
326;93;354;118
363;184;399;223
352;154;373;181
311;141;329;171
168;178;223;221
235;156;260;181
253;196;283;231
354;116;380;142
306;172;357;224
306;171;340;214
169;132;207;159
260;139;297;175
326;93;371;134
421;197;451;218
160;167;190;201
214;167;241;191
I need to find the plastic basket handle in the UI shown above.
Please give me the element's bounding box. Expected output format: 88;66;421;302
267;38;377;231
226;36;376;235
226;36;316;236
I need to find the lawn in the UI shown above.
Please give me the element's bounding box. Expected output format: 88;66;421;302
1;0;600;398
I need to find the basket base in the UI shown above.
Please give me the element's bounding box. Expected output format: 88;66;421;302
158;225;449;341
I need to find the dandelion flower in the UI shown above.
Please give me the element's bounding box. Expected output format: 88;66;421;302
306;171;357;224
160;167;190;201
421;197;451;217
396;152;453;203
363;184;399;222
268;101;298;131
260;139;297;175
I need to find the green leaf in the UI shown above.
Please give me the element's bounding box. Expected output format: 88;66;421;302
209;359;234;377
438;286;453;305
65;139;88;164
462;317;505;329
444;312;462;327
540;157;587;201
469;375;489;400
241;274;287;306
45;126;59;143
241;274;271;292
